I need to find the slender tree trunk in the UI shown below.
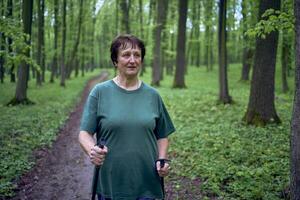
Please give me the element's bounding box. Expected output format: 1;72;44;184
173;0;188;88
10;0;34;104
139;0;144;39
50;0;59;83
218;0;232;104
36;0;45;85
151;0;168;86
116;0;119;36
204;1;213;71
7;0;16;83
66;0;83;78
195;0;201;68
40;0;45;82
0;1;4;83
281;33;290;93
120;0;130;34
81;23;85;77
281;1;291;93
91;0;96;71
241;0;253;81
243;0;281;126
290;0;300;199
60;0;66;87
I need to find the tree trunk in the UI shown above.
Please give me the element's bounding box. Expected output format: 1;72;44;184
6;0;15;83
281;1;291;93
36;0;45;85
281;33;290;93
243;0;281;126
50;0;59;83
139;0;144;39
218;0;232;104
10;0;34;105
90;0;96;71
0;3;4;83
195;0;201;68
66;0;83;78
240;0;253;81
115;0;119;36
120;0;130;34
290;0;300;199
60;0;66;87
241;48;253;81
205;1;214;71
173;0;188;88
151;0;168;86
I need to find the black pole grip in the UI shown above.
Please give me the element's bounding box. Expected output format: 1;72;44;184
156;159;170;168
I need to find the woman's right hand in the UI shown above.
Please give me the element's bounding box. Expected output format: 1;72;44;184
89;145;108;166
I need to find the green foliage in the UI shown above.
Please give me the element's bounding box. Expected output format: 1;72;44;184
246;8;295;39
0;69;108;197
141;64;292;199
0;17;40;72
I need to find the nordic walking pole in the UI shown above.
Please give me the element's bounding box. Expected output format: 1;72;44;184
157;158;170;200
91;138;106;200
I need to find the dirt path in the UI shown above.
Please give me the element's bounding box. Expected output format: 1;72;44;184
11;72;109;200
10;71;209;200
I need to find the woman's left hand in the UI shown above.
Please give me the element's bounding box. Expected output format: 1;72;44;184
156;161;170;177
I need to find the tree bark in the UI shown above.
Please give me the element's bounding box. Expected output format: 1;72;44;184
60;0;66;87
173;0;188;88
120;0;131;34
204;0;214;71
0;0;5;83
50;0;59;83
12;0;34;104
91;0;96;71
290;1;300;199
6;0;15;82
139;0;144;39
151;0;168;86
115;0;119;36
281;32;290;93
281;1;291;93
240;0;254;81
66;0;83;78
243;0;281;126
36;0;45;85
218;0;232;104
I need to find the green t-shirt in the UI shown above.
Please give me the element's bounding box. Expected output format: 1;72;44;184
80;80;175;200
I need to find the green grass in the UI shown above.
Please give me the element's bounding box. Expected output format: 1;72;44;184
0;69;111;197
141;64;293;199
0;64;294;199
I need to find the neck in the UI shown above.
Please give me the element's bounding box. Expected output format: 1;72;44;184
114;75;140;90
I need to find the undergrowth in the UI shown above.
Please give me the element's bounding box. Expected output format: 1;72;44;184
141;64;293;200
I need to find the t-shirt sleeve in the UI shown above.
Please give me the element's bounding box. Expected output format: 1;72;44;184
154;95;175;139
80;86;99;135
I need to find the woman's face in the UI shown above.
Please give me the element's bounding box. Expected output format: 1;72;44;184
116;43;142;78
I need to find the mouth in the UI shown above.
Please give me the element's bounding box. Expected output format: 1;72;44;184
127;66;137;69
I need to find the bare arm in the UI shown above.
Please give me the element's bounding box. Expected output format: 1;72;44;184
156;138;170;177
157;138;169;159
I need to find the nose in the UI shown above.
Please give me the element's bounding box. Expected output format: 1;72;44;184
129;54;135;63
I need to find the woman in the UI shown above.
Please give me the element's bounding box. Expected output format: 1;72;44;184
79;34;175;200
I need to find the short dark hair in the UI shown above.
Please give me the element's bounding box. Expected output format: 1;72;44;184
110;34;146;65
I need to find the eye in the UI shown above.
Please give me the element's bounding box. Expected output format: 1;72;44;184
122;52;130;58
134;52;141;58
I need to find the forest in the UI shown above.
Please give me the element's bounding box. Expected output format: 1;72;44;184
0;0;300;199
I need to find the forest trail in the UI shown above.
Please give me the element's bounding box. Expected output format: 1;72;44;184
10;71;206;200
11;72;109;200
